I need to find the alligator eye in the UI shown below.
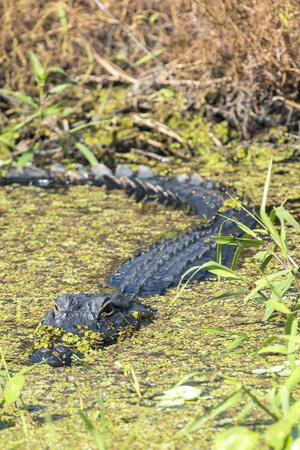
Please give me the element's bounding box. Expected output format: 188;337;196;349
99;300;113;316
54;303;59;312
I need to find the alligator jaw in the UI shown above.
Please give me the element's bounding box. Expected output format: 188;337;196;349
30;291;154;366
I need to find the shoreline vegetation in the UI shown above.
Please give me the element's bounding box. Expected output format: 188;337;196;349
0;1;300;449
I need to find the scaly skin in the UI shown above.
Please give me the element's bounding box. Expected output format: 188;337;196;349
0;165;254;366
30;292;154;366
110;210;253;295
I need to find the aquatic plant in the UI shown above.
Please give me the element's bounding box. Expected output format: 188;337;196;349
171;158;300;448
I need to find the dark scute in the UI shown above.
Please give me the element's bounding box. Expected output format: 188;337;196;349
29;345;75;367
110;210;255;295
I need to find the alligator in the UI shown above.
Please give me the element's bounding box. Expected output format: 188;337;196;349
0;163;255;366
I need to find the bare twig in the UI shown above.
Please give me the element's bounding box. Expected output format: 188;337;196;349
92;49;137;84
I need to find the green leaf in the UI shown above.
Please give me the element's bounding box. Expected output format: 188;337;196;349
259;253;274;272
262;273;294;320
267;387;282;418
218;215;259;239
278;386;290;417
16;145;37;169
213;236;263;248
263;297;291;321
231;244;243;270
226;335;247;351
236;403;253;422
4;373;25;404
0;130;18;149
29;51;46;86
198;327;229;335
48;83;70;95
275;205;300;232
43;104;62;116
3;90;38;108
284;366;300;392
158;88;175;98
261;157;273;216
256;336;278;353
149;12;160;25
254;250;269;261
79;411;106;450
216;219;227;265
56;4;68;29
260;158;288;257
47;66;66;75
274;273;295;299
202;289;246;304
69;120;105;134
214;427;260;450
245;269;290;301
265;401;300;450
113;51;127;62
258;345;287;355
75;143;98;167
135;48;164;66
199;262;244;280
12;111;41;131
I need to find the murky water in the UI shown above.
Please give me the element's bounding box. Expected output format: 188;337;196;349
0;158;299;449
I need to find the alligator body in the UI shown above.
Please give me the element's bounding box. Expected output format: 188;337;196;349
0;164;254;366
110;213;246;296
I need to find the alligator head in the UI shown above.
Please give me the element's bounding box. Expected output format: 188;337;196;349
30;291;153;366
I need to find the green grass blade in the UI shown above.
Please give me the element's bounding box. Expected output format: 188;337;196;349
216;220;226;265
75;142;98;166
1;89;38;108
287;317;298;369
48;83;70;95
199;261;244;280
218;214;259;239
257;345;287;355
135;48;164;66
231;244;243;270
79;412;106;450
213;236;263;248
260;158;288;257
16;145;37;169
173;388;242;439
226;335;247;351
284;365;300;392
275;205;300;232
29;51;46;87
260;157;273;216
56;3;68;29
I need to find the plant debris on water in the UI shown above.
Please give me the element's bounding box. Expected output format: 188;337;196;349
0;153;299;449
0;1;300;449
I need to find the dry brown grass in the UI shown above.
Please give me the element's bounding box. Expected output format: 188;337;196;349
1;0;300;135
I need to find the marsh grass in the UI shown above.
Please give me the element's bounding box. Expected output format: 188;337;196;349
0;51;101;168
0;346;38;448
79;392;143;450
79;393;107;450
170;158;300;449
1;1;299;137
